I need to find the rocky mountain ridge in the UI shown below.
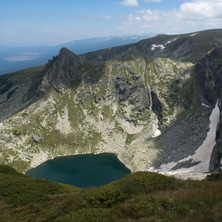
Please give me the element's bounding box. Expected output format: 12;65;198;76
0;29;222;178
83;29;222;63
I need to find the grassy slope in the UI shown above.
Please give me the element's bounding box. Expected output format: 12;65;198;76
0;165;222;222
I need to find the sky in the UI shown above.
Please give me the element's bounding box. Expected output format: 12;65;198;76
0;0;221;46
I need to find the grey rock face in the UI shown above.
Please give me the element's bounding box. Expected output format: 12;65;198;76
38;48;84;94
204;47;222;170
151;90;163;124
0;66;44;122
191;47;222;171
152;106;211;168
149;48;222;169
27;48;104;101
32;136;43;143
211;102;222;170
114;77;151;111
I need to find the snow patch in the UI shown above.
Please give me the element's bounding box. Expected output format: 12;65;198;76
151;38;177;51
165;38;177;45
187;100;220;172
160;162;177;172
151;44;165;51
166;171;207;180
190;33;198;37
159;100;220;174
152;129;161;138
202;103;210;108
147;166;207;180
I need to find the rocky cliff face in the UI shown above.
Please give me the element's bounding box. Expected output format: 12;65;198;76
0;30;221;178
197;47;222;170
0;66;44;122
150;47;222;173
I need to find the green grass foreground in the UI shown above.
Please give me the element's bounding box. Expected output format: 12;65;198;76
0;165;222;222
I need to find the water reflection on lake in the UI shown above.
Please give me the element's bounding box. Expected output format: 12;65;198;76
26;153;131;188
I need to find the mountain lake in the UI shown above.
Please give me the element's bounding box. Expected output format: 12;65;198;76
25;153;131;188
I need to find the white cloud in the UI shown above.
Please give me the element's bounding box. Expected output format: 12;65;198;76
180;0;222;18
87;14;112;19
3;55;39;62
144;0;162;2
101;15;112;19
3;52;42;62
119;0;222;34
120;0;139;7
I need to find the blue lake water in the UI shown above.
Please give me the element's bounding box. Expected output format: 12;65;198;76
26;153;131;188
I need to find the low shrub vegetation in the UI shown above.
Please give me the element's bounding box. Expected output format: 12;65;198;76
0;165;222;222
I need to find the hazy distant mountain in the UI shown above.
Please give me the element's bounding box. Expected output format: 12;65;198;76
0;34;155;75
59;34;156;54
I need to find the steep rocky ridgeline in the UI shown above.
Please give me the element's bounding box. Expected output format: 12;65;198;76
0;30;221;178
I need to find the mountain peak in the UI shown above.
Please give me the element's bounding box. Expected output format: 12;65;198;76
33;47;88;97
59;47;75;56
27;47;85;100
58;47;80;60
